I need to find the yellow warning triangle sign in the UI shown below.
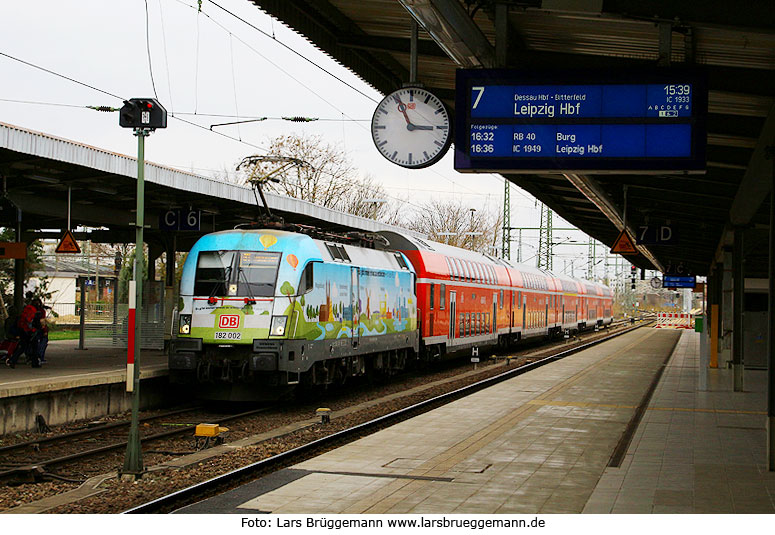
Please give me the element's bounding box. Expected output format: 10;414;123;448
56;230;81;254
610;229;638;255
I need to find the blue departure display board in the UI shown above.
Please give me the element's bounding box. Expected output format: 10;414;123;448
663;275;697;289
455;69;707;173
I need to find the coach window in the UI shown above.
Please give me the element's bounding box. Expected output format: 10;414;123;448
517;291;522;308
430;283;435;310
500;289;504;309
459;313;465;337
298;262;315;294
440;284;446;310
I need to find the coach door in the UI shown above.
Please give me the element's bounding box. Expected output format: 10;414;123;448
492;292;498;334
545;298;549;328
449;291;457;339
351;267;359;348
562;298;566;326
522;294;527;329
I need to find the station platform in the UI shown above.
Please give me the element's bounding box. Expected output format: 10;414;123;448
0;340;168;434
179;327;775;514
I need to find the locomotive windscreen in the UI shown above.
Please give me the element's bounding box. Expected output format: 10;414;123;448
237;252;281;296
194;250;281;297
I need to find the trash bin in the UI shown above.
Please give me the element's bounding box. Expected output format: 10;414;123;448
694;315;703;333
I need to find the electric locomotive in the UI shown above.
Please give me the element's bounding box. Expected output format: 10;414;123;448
169;228;419;401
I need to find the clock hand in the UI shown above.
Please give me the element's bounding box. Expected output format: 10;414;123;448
409;125;434;131
393;96;415;127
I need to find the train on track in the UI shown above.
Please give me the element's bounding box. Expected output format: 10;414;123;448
169;226;613;401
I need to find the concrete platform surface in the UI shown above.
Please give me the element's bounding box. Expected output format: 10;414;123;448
179;327;687;514
0;339;167;398
584;331;775;513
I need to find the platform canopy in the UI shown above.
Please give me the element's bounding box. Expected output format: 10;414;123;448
0;122;415;252
249;0;774;276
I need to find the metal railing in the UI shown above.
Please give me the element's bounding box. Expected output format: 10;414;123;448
45;282;166;350
47;302;115;322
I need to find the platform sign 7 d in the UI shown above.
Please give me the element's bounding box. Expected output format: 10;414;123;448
160;209;200;231
636;225;677;245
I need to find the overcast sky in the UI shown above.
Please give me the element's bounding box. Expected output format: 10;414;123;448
0;0;618;277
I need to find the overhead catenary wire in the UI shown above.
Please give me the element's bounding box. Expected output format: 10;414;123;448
144;0;159;100
204;0;379;104
228;33;242;141
157;0;175;114
0;4;527;211
168;0;486;198
0;50;479;214
0;51;124;101
194;1;201;114
188;5;365;126
0;97;110;110
0;98;370;121
0;52;519;219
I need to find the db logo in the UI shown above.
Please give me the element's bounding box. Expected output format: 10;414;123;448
218;315;240;329
407;103;416;109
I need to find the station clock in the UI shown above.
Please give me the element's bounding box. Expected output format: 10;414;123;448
371;87;452;169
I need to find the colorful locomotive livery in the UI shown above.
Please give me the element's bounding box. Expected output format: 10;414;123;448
170;228;612;401
171;229;419;400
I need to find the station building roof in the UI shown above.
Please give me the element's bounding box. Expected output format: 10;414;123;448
249;0;774;277
0;121;418;254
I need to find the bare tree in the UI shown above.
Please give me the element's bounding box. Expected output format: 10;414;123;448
236;134;391;219
402;199;502;254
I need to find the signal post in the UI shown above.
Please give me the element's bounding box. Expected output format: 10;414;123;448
118;98;167;479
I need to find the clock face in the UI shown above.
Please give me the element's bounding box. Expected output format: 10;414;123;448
371;87;452;169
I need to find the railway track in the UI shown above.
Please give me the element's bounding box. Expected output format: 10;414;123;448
123;320;650;514
0;405;272;484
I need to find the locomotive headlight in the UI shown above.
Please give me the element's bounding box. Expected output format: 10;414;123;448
179;314;192;335
270;315;288;336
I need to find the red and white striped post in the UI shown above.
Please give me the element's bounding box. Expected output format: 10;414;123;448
126;280;136;392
